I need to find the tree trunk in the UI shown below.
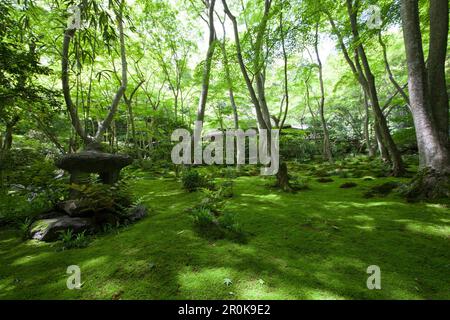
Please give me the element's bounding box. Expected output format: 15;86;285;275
196;0;216;123
378;32;410;106
374;121;390;162
399;0;449;200
61;0;127;148
345;0;405;176
427;0;449;145
401;0;449;172
363;92;375;157
314;23;332;162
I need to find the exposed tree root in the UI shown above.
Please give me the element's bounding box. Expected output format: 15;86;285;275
401;168;450;201
276;162;295;192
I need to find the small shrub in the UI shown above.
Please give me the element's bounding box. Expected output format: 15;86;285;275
218;180;234;198
181;169;207;192
18;217;32;240
314;169;331;177
197;188;225;213
351;170;364;178
191;207;216;228
290;176;310;191
363;181;401;198
218;212;241;233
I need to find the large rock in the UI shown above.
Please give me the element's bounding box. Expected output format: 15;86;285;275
29;216;94;242
126;205;148;223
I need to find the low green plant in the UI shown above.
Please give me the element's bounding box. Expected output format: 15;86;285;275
218;212;241;233
181;169;207;192
197;188;226;213
59;230;90;250
218;180;234;198
191;207;216;228
18;217;32;239
70;180;132;216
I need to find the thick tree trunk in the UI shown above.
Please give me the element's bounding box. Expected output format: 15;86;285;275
401;0;449;172
428;0;449;145
400;0;449;199
276;162;293;192
402;0;450;172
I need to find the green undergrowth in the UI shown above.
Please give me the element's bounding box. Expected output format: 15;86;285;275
0;161;449;300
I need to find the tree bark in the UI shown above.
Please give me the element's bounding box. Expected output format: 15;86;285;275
314;23;332;162
345;0;405;175
218;15;239;130
400;0;449;173
61;0;127;148
196;0;217;123
363;92;375;157
222;0;268;130
427;0;449;147
378;32;410;106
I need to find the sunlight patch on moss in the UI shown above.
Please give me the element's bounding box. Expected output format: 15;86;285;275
403;222;450;238
324;201;402;209
82;256;110;268
425;203;449;211
235;279;296;299
355;225;376;231
349;215;374;222
240;194;281;201
178;267;236;298
305;289;345;300
12;252;52;266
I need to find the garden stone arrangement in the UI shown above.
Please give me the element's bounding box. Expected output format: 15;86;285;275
29;148;147;242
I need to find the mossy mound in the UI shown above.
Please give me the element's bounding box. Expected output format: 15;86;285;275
363;181;401;198
340;182;358;189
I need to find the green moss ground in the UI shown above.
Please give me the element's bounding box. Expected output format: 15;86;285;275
0;172;449;299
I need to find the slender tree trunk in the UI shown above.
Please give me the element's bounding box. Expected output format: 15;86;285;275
346;0;405;176
374;120;390;162
218;18;239;130
61;0;127;148
196;0;216;123
222;0;268;130
305;80;318;139
363;92;375;157
278;10;289;129
122;81;144;159
378;32;410;106
314;23;332;162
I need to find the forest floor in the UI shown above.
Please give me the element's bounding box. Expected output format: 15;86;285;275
0;160;449;299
